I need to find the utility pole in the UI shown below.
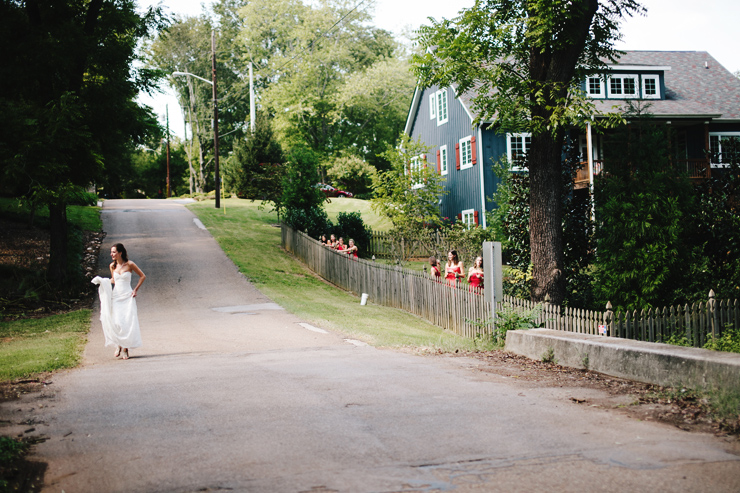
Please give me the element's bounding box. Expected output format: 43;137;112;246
249;61;255;134
166;105;171;198
212;29;220;209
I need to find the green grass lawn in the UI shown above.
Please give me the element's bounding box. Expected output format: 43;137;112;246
0;310;90;381
189;197;475;350
0;197;102;231
323;197;391;232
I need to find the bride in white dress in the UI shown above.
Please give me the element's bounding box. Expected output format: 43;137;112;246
91;243;146;360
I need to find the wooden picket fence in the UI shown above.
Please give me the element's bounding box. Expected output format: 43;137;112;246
283;224;739;346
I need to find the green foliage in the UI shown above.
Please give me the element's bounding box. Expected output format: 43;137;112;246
372;135;447;262
412;0;641;304
234;0;408;169
541;347;557;364
680;138;740;301
0;0;166;282
0;436;27;464
224;112;284;207
331;212;372;258
282;146;324;211
490;160;530;271
325;154;377;197
496;304;543;339
436;221;496;267
469;303;542;348
502;265;534;299
703;325;740;354
489;143;595;306
594;108;695;311
283;207;332;237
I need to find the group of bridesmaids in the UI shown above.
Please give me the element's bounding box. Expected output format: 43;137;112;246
321;234;359;258
429;250;484;290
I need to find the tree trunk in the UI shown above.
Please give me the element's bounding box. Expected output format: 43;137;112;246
529;131;565;304
47;200;68;284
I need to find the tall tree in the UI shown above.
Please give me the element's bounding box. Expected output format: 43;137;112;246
413;0;642;304
0;0;165;283
223;111;284;206
235;0;401;167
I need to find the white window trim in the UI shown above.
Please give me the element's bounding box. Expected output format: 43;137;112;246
410;155;425;189
641;75;660;99
461;209;475;229
459;135;473;170
507;133;531;171
709;132;740;168
429;94;436;119
585;76;605;99
439;145;448;176
436;89;449;126
607;74;639;99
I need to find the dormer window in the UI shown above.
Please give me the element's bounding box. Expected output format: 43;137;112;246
608;74;639;98
642;75;660;99
586;76;605;98
585;73;662;100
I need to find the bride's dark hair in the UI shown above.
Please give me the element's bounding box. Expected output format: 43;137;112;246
113;243;129;263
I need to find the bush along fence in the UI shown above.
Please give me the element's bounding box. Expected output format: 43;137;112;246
283;225;492;338
282;225;739;346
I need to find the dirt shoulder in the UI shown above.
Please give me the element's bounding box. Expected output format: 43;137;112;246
421;348;740;440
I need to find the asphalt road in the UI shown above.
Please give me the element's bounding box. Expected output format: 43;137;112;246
7;199;740;492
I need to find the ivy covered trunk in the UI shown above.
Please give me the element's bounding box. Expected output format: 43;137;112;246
529;131;566;304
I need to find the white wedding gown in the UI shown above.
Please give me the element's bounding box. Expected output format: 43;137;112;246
91;271;143;349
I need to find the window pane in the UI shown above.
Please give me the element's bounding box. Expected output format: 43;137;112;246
610;78;622;95
644;78;656;95
588;78;601;95
624;78;636;95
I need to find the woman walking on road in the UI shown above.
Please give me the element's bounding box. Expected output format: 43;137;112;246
92;243;146;360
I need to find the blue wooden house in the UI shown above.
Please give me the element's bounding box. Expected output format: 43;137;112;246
403;51;740;227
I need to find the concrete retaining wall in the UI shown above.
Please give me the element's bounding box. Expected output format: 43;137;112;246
505;329;740;390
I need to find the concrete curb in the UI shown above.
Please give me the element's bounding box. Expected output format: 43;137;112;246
505;329;740;390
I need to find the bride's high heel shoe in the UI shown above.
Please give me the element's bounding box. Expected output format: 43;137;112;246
114;346;121;358
122;348;129;360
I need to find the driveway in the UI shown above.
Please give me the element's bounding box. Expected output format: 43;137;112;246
4;199;739;492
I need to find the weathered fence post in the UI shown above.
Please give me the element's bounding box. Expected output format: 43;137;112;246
709;289;719;340
605;301;614;337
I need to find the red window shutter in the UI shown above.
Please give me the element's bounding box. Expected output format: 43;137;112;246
471;136;477;165
455;143;461;170
457;213;462;221
474;210;479;225
436;150;441;173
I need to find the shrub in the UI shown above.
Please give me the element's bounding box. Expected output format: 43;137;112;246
283;206;331;236
332;212;372;258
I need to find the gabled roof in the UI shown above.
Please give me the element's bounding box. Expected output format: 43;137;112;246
406;51;740;129
592;51;740;120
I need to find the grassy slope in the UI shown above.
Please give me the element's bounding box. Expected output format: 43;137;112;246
0;199;100;382
189;198;474;350
323;197;391;232
0;310;90;380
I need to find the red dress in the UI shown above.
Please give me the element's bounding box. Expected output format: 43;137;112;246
469;272;483;290
431;265;441;279
445;264;462;286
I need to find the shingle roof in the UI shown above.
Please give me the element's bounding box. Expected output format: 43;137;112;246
455;51;740;122
593;51;740;120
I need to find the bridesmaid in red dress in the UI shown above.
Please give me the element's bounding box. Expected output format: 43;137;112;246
467;256;484;292
429;256;441;280
444;250;464;286
345;238;359;258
